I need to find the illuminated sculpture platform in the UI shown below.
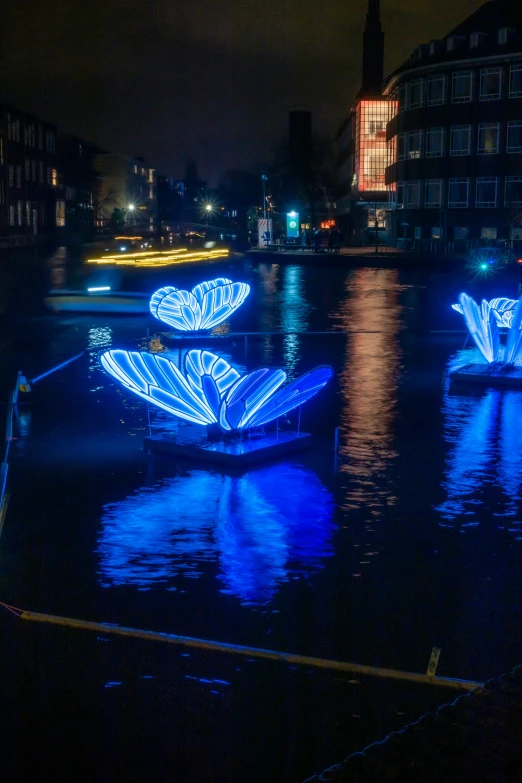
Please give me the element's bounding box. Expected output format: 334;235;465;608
450;293;522;388
144;429;313;468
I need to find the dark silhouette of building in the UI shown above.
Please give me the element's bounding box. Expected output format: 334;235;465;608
361;0;385;97
57;134;97;241
157;175;184;228
0;104;57;247
384;0;522;250
288;110;312;198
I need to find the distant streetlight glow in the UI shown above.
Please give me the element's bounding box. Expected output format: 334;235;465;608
127;204;135;211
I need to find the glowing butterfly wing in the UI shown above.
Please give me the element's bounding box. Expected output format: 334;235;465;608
452;304;464;314
192;278;250;330
489;297;519;328
184;349;241;418
156;288;202;331
100;350;216;425
247;366;333;428
150;286;177;320
218;368;286;431
505;297;522;364
458;293;500;363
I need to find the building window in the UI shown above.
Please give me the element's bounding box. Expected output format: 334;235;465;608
425;179;443;208
51;168;57;187
148;169;154;183
507;121;522;153
38;126;43;149
409;79;423;109
39;161;43;183
481;227;497;240
25;158;30;179
397;133;407;161
31;160;36;181
133;164;138;174
8;165;14;188
408;130;423;159
452;71;473;103
426;127;444;157
16;165;21;188
427;74;445;106
450;125;471;155
45;130;55;154
510;65;522;98
17;201;22;226
454;226;469;239
396;182;405;208
470;32;486;48
9;205;15;226
505;176;522;206
476;177;498;207
406;180;421;208
432;226;442;240
478;123;500;154
354;99;396;191
56;200;66;227
14;120;20;142
414;226;422;239
26;201;31;227
480;68;502;100
398;83;407;112
65;186;76;201
7;114;11;141
449;178;469;207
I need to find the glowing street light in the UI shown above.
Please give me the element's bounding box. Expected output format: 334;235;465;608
205;203;214;212
126;204;136;212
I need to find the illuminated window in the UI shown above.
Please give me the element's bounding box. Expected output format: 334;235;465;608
26;201;31;226
367;208;385;227
56;200;66;227
425;179;443;208
408;130;423;159
409;79;424;109
17;201;22;226
510;65;522;97
478;123;500;154
354;100;397;192
480;68;502;100
432;226;442;239
148;169;154;183
507;121;522;153
426;128;444;157
406;180;421;208
481;226;497;239
133;164;138;174
397;133;407;161
505;176;522;206
8;165;13;188
476;177;497;207
51;169;57;187
149;185;154;199
448;178;469;207
450;125;471;156
452;71;473;103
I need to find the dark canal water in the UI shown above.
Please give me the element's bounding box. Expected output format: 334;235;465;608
1;249;522;782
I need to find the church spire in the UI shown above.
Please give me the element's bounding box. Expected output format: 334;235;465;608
361;0;384;96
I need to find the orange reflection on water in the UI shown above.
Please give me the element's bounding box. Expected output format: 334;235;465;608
335;268;403;514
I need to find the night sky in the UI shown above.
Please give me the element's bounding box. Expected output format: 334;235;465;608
1;0;480;184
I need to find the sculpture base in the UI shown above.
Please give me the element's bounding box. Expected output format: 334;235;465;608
144;430;312;468
450;363;522;388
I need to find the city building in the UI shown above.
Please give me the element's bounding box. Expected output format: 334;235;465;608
57;134;97;241
335;0;395;244
93;153;158;234
0;103;58;247
383;0;522;250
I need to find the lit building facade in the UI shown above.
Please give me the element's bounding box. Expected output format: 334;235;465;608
383;0;522;250
93;153;158;234
0;103;58;247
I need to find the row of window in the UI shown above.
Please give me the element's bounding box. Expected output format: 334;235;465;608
396;121;522;159
396;65;522;111
7;200;65;229
406;226;517;242
396;176;522;209
7;163;57;188
6;114;56;152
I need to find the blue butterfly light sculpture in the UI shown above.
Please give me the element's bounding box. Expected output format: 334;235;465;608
150;278;250;331
454;292;522;364
101;349;332;432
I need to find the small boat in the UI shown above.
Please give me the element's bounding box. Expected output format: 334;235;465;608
44;288;150;314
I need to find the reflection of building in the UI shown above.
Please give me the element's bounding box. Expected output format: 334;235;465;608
336;1;396;244
93;153;157;233
383;0;522;250
0;103;58;247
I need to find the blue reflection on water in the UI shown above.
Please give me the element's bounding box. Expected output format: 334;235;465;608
97;463;335;604
438;365;522;535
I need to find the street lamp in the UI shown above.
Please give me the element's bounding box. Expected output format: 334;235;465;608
261;175;268;220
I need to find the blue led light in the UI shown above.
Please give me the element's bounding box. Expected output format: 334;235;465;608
100;349;333;432
453;294;522;364
149;278;250;331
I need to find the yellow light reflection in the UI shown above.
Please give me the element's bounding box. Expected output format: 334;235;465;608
86;248;229;266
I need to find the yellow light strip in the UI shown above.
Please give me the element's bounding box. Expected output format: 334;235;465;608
86;248;230;267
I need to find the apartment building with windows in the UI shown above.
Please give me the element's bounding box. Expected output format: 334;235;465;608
383;0;522;249
0;104;58;247
93;153;158;233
